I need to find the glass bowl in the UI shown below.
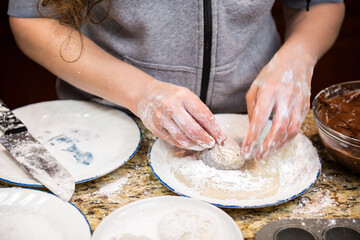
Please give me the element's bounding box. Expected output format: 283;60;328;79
312;80;360;174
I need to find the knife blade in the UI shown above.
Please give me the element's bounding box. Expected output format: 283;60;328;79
0;99;75;201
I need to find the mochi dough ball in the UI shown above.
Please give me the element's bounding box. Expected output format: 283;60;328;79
198;138;244;170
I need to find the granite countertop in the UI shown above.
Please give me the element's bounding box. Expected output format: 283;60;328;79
0;110;359;239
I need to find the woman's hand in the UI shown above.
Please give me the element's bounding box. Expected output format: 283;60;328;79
242;46;315;160
136;80;224;151
242;1;345;160
9;18;223;151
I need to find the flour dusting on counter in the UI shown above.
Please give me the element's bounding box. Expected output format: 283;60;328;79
96;176;129;196
81;176;130;200
292;187;339;217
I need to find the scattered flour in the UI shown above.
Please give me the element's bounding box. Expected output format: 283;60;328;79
89;176;129;198
292;188;339;217
97;176;129;196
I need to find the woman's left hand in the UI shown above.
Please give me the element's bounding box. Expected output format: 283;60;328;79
242;46;316;160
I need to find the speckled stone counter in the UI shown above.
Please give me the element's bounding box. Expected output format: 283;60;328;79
1;111;359;240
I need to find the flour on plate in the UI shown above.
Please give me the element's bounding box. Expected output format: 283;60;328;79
0;208;67;240
157;208;218;240
163;114;320;204
171;146;280;200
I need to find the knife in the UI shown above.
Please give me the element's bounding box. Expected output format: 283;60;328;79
0;99;75;201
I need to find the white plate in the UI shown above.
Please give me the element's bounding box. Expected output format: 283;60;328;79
0;187;91;240
0;100;141;186
92;196;243;240
149;114;321;208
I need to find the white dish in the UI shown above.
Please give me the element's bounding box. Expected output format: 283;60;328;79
0;187;91;240
0;100;141;186
92;196;243;240
149;114;321;208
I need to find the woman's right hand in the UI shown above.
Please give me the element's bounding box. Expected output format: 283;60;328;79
8;17;222;151
135;80;224;151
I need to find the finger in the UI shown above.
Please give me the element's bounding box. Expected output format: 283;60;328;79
284;112;301;144
161;118;205;151
183;98;225;145
246;80;260;122
171;109;216;149
242;90;275;159
255;101;291;160
154;128;186;149
148;111;198;150
155;127;203;151
284;97;309;144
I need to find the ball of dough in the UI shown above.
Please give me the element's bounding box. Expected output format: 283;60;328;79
157;209;217;240
198;138;244;170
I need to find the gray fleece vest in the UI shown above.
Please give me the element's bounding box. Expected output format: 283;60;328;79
8;0;341;113
69;0;281;113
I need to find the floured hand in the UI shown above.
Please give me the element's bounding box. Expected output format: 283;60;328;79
136;80;224;151
242;45;316;160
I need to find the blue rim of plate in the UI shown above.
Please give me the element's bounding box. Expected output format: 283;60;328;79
0;101;142;187
0;187;92;236
148;138;321;209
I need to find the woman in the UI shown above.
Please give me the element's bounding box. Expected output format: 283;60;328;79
8;0;344;159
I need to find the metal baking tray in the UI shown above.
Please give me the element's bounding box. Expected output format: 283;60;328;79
255;218;360;240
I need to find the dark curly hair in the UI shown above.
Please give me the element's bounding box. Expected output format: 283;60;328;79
38;0;109;30
38;0;109;61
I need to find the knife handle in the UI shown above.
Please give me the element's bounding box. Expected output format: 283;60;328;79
0;99;27;134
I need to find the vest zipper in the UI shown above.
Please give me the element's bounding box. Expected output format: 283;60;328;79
200;0;212;103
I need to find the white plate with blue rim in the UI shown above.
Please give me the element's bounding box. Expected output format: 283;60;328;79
149;114;321;208
0;100;141;186
0;187;91;240
92;196;243;240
